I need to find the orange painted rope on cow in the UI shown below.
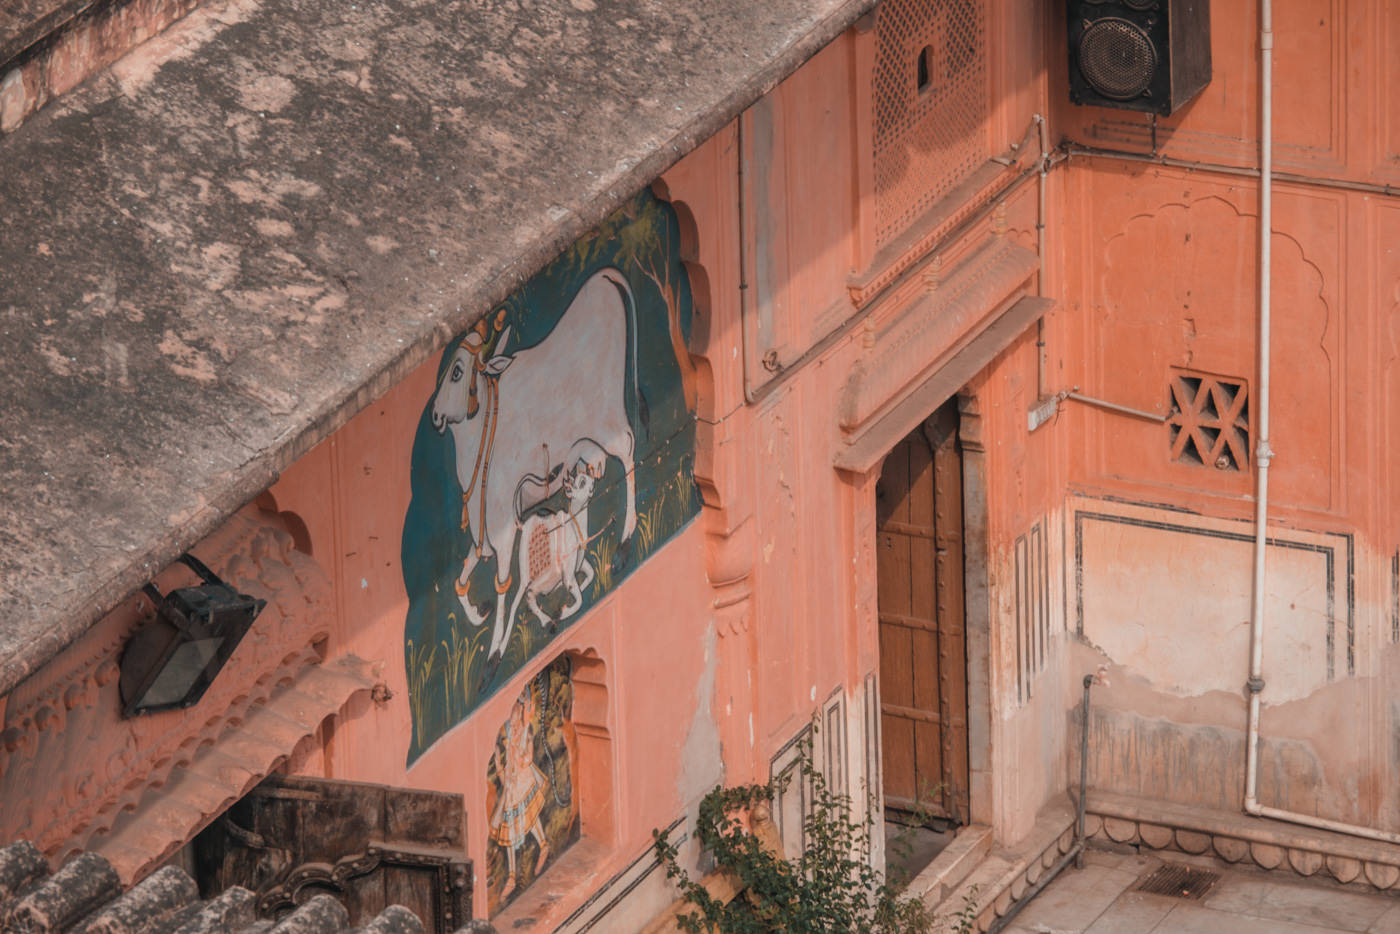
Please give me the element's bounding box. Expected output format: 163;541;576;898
459;360;492;527
455;576;471;596
473;377;500;559
460;370;503;561
494;572;513;594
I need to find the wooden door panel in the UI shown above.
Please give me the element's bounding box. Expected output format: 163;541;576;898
911;627;941;715
880;618;914;708
880;712;917;804
877;401;969;825
931;404;969;825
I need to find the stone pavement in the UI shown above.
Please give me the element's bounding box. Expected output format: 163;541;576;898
1004;845;1400;934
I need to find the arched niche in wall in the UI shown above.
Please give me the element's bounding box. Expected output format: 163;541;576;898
483;647;613;918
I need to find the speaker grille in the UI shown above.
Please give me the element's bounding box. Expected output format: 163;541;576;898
1078;18;1156;100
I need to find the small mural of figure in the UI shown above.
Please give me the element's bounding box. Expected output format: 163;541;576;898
486;655;579;916
490;689;549;902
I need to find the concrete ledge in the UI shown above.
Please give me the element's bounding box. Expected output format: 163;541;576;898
904;824;991;907
1085;789;1400;891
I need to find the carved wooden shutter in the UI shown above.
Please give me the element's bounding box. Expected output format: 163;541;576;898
194;774;472;932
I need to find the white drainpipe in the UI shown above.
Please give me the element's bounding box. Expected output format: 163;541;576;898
1240;0;1400;848
1241;0;1275;822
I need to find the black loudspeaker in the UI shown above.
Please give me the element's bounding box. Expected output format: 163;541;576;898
1067;0;1211;116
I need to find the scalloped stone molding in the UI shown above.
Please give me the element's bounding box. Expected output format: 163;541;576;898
1085;790;1400;894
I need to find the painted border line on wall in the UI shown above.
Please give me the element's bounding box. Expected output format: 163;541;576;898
1072;508;1354;680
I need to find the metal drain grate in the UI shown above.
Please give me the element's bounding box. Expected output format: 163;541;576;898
1135;863;1220;900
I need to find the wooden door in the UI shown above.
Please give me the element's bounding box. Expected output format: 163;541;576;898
877;400;969;825
194;774;473;932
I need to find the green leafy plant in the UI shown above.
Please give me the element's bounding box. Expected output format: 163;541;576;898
948;884;980;934
653;733;935;934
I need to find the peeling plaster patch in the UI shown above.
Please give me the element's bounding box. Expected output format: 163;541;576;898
333;66;374;92
680;626;723;803
199;242;242;289
37;340;74;377
365;235;398;255
272;177;321;200
569;0;597;9
225;172;322;210
313;292;346;313
230;375;298;415
103;343;130;389
255;218;295;237
226;179;272;206
239;74;296;113
157;330;217;383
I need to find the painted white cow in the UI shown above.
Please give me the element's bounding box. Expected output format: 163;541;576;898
506;439;607;638
430;268;642;663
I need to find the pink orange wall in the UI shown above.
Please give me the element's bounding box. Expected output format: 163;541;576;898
1055;0;1400;834
265;2;1078;921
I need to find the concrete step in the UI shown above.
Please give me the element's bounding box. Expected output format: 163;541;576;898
905;823;993;906
926;798;1078;932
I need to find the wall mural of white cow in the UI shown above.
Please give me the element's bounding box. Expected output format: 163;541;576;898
401;191;700;762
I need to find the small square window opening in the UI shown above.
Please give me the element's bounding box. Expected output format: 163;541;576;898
1167;369;1250;471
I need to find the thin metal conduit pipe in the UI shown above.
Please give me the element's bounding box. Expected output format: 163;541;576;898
738;116;1056;406
987;675;1094;934
1034;113;1050;399
1062;144;1400;200
1239;0;1400;849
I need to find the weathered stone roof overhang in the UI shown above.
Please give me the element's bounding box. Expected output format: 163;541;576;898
0;0;878;694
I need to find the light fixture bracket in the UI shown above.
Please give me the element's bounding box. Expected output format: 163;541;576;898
118;553;266;718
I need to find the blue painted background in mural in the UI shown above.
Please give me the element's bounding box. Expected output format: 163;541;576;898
402;191;700;762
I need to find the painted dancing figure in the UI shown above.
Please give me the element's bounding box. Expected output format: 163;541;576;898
489;689;551;899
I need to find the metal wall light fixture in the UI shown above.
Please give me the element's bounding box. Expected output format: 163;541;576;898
119;553;266;717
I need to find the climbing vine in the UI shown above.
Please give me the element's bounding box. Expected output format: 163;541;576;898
653;733;936;934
